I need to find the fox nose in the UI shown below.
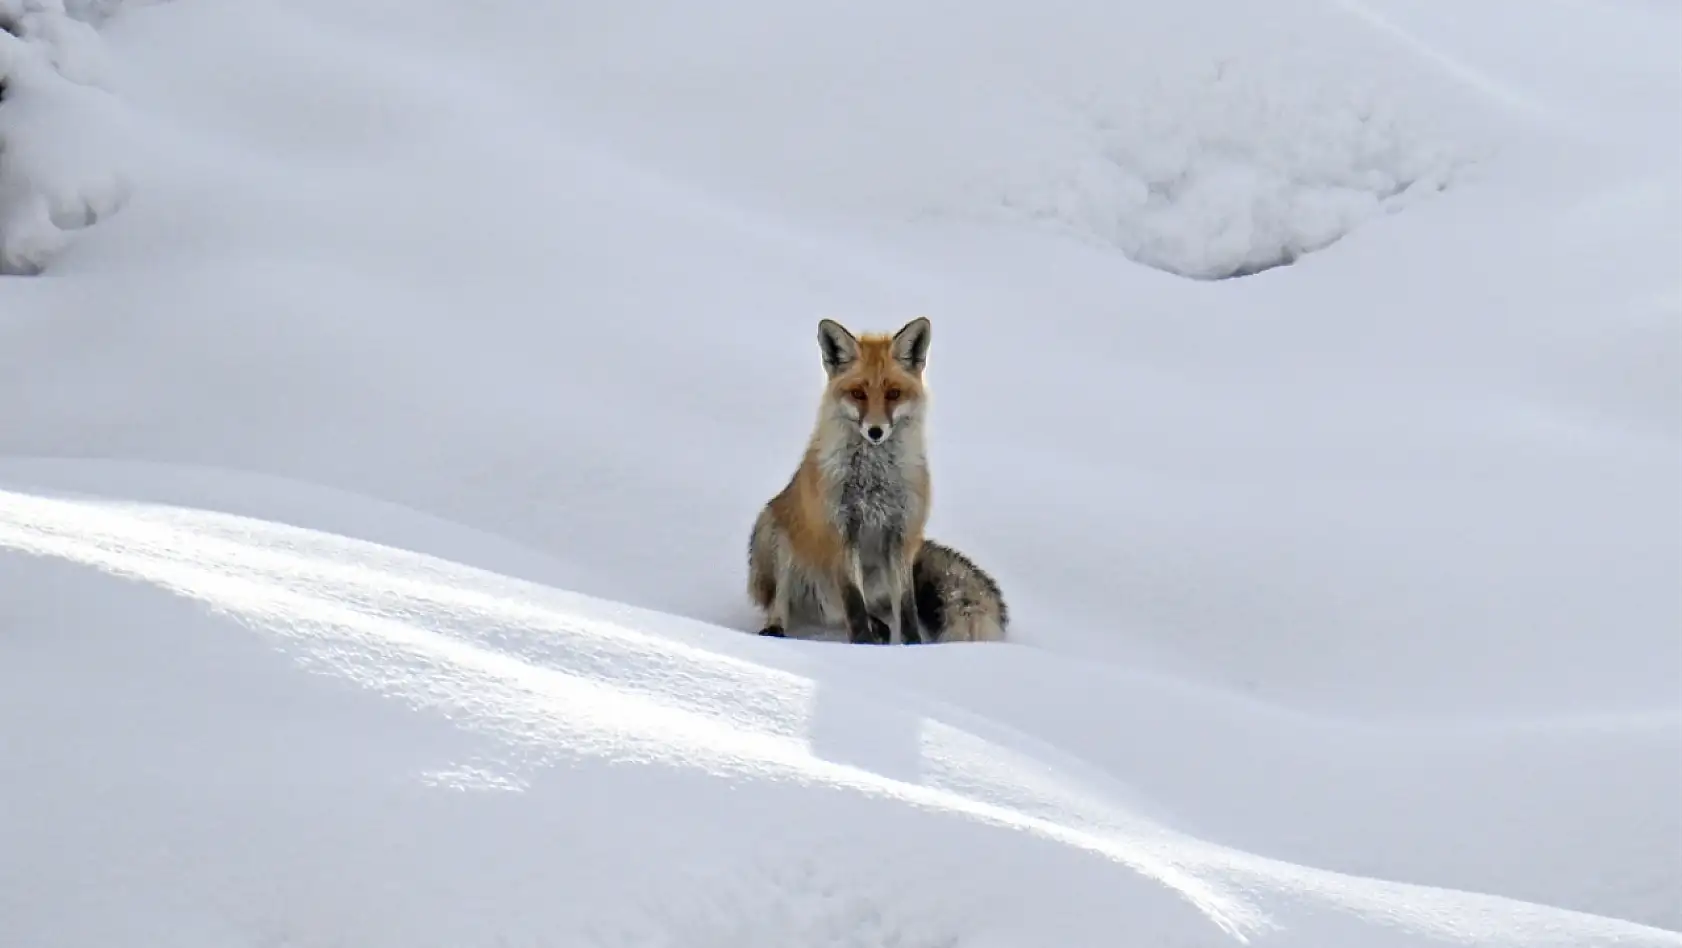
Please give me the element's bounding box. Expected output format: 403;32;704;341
866;425;885;443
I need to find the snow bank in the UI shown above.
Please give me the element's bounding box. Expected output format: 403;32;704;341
1;464;1675;947
0;0;128;274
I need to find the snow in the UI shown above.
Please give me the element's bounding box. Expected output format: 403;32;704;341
1;0;1677;945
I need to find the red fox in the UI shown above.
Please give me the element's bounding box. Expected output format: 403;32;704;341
748;317;1008;645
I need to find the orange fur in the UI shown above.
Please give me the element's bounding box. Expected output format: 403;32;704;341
767;453;848;577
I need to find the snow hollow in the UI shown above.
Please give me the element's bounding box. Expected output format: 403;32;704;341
1;0;1678;946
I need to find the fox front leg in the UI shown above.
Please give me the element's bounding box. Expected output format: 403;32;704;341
884;549;922;645
841;551;890;644
840;582;891;644
758;547;796;637
895;581;923;645
841;583;888;644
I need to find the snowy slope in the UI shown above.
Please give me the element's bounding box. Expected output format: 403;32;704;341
2;0;1679;945
2;461;1675;947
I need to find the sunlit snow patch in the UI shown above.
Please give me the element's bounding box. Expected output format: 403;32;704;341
0;485;1264;940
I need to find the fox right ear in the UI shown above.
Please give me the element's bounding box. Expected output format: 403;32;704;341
891;316;931;374
817;319;859;377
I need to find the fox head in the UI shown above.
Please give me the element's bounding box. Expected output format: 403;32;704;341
816;317;931;446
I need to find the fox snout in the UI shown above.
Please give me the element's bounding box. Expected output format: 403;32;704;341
841;392;903;446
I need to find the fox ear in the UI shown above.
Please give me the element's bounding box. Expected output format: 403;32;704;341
891;317;931;373
817;319;859;377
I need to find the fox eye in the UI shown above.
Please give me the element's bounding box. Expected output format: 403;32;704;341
848;387;867;401
885;388;902;401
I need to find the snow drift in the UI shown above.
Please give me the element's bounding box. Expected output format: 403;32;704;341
2;463;1675;947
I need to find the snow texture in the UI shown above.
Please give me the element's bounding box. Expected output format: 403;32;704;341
0;0;1678;945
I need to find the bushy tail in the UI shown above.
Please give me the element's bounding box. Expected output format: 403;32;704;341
913;539;1008;643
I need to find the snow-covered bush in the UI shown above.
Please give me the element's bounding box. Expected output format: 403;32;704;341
981;60;1463;279
0;0;129;275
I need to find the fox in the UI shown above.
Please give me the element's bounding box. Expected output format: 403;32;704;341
747;316;1009;645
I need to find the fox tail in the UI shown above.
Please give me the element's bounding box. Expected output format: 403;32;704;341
913;539;1009;643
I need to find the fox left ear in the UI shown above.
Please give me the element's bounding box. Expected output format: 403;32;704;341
891;317;931;373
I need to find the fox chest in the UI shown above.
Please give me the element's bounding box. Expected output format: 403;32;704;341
829;450;921;555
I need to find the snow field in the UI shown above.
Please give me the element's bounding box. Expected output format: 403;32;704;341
0;0;1678;944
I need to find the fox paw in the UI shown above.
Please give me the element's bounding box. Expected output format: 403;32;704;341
758;625;786;638
867;616;893;645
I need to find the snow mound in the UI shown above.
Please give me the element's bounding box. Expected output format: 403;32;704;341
1;465;1676;947
531;0;1473;279
987;52;1462;279
0;0;129;274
